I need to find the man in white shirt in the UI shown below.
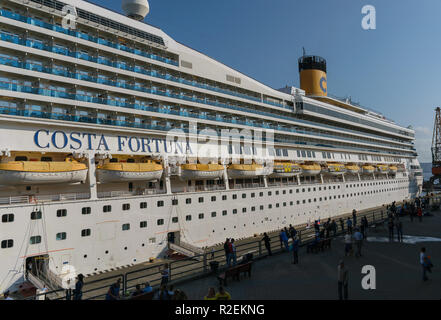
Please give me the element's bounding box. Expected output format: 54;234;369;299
344;232;353;256
353;229;363;258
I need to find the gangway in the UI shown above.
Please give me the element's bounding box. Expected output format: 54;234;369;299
168;241;205;261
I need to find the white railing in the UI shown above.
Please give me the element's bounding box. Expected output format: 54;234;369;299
0;193;90;205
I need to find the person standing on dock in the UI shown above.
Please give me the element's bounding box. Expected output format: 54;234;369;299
224;238;231;267
339;218;345;233
353;229;363;258
388;218;395;242
417;207;423;222
420;247;433;281
105;279;121;300
73;274;84;300
344;231;353;257
337;260;349;300
159;263;170;286
396;219;403;242
280;229;289;251
230;239;237;266
346;217;353;234
352;210;357;227
291;236;300;264
262;233;272;256
331;220;337;237
289;224;297;240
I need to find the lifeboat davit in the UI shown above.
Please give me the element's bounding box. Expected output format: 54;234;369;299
324;163;347;175
345;164;360;174
270;162;302;178
180;163;224;180
0;158;88;185
376;164;390;174
361;165;375;175
97;161;163;183
300;163;321;176
227;163;265;178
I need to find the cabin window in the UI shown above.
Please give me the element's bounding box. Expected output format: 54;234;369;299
140;202;147;209
1;239;13;248
56;232;67;240
185;198;191;204
172;217;178;223
222;210;227;216
172;199;178;205
198;197;204;203
233;209;237;214
110;158;118;163
31;211;42;220
140;221;147;228
41;157;52;162
56;209;67;217
30;236;41;244
186;215;192;221
15;156;27;161
122;203;130;211
198;213;204;219
2;214;14;223
81;229;91;237
103;205;112;213
157;201;164;207
157;219;164;225
82;207;91;215
122;224;130;231
127;158;135;163
211;212;216;218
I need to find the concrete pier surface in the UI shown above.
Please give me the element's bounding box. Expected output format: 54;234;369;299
177;211;441;300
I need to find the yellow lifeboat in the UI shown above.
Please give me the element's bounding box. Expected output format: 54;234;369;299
345;164;360;174
300;163;321;176
96;160;163;183
324;163;347;175
362;165;375;174
180;163;224;180
0;158;88;185
389;165;398;175
376;164;390;174
270;162;302;178
227;163;265;178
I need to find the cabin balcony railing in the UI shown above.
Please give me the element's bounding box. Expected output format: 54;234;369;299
0;9;278;107
0;193;91;205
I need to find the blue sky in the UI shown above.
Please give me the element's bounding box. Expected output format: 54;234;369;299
92;0;440;162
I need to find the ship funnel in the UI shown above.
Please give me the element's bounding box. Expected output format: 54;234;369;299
122;0;150;21
298;54;327;96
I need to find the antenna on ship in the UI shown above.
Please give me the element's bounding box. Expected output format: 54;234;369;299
302;47;306;57
122;0;150;21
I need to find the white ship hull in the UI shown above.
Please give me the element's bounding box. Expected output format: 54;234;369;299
0;169;88;185
96;169;163;183
0;0;422;296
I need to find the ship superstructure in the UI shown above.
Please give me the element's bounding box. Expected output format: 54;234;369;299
0;0;422;293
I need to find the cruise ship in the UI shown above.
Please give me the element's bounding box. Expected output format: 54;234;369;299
0;0;423;293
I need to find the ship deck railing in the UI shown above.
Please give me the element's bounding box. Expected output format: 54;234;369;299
0;193;91;205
